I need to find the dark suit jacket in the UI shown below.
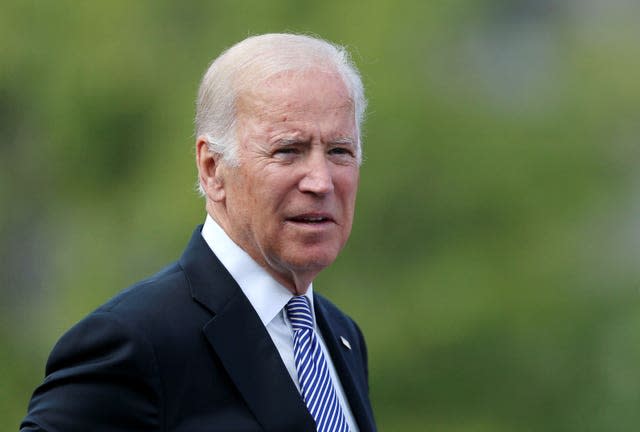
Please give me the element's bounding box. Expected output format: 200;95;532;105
21;227;376;432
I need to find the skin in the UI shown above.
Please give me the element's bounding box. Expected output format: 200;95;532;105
196;68;360;295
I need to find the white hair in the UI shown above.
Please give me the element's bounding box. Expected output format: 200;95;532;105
195;33;367;193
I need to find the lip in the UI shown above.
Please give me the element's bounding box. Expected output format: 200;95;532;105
285;212;336;224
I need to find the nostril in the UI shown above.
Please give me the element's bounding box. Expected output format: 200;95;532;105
299;174;334;194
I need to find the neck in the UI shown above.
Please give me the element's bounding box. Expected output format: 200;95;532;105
205;203;315;296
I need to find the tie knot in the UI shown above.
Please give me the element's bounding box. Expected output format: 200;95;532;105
286;296;314;331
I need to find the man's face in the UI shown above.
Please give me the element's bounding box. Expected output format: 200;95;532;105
217;69;359;289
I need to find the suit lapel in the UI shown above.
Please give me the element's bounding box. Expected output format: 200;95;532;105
201;291;315;431
315;296;376;432
179;227;316;432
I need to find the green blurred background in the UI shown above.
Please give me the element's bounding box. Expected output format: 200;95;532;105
2;1;639;430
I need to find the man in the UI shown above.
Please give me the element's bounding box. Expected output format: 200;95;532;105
21;33;376;431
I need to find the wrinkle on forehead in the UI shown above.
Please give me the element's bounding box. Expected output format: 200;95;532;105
236;69;354;120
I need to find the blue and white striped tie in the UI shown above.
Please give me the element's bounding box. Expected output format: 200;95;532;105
286;296;350;432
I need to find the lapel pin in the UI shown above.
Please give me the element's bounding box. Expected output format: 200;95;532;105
340;336;352;350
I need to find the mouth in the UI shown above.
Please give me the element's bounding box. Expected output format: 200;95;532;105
286;213;335;225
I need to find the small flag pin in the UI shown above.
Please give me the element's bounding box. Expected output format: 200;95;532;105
340;336;351;350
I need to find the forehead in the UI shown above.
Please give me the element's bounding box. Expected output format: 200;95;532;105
237;69;354;121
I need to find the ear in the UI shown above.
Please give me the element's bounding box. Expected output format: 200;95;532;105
196;136;226;202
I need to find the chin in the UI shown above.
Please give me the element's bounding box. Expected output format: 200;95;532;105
284;248;340;273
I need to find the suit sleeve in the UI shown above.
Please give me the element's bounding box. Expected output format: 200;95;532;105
20;311;163;432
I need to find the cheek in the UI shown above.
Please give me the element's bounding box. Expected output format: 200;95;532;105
259;173;295;204
225;177;255;223
337;172;359;206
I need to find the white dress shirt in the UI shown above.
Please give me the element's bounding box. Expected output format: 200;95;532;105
201;215;359;431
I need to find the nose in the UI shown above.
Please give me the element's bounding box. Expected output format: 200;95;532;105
298;151;334;195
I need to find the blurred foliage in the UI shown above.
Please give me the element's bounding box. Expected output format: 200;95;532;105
2;0;640;431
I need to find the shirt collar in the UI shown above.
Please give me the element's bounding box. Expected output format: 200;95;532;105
200;214;314;326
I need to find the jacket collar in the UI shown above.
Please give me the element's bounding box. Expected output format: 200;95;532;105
315;295;377;432
178;226;316;431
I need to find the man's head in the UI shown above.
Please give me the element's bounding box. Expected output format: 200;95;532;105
195;33;366;168
195;33;366;294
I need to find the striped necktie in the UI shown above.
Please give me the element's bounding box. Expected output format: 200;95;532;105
286;296;350;432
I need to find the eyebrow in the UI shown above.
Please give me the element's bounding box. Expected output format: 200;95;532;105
271;136;356;147
273;137;303;146
330;137;356;146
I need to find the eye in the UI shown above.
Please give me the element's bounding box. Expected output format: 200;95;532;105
328;147;355;157
272;146;301;161
274;148;297;154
